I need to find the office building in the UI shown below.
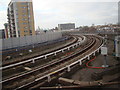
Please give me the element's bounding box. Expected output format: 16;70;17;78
7;0;35;37
58;23;75;30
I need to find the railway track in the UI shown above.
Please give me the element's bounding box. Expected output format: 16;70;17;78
26;35;103;90
2;35;103;89
2;35;83;73
2;35;85;87
2;35;80;68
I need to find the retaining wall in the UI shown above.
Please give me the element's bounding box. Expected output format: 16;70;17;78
1;32;62;50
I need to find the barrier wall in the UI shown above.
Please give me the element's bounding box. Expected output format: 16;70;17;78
1;32;62;50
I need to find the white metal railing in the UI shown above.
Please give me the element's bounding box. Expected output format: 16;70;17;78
0;36;86;70
35;35;104;82
9;35;103;89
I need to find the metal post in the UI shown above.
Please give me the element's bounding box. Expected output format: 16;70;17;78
101;35;109;67
102;55;108;67
67;66;70;72
32;59;35;63
62;49;64;53
45;55;47;59
93;52;95;56
47;75;51;82
88;56;90;60
79;61;82;65
68;47;70;50
54;52;57;56
72;45;74;48
76;44;77;47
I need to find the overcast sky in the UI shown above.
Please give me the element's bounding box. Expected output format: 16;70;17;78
0;0;119;30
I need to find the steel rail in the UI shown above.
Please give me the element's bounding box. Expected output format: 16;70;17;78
1;35;85;70
15;36;97;90
2;35;103;90
29;35;103;89
1;35;85;83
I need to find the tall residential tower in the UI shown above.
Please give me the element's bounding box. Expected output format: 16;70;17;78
7;0;35;37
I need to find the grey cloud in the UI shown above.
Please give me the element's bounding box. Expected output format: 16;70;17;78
0;0;118;29
34;2;118;29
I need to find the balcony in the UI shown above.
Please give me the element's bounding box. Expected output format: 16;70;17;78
7;17;10;20
11;24;15;26
11;14;14;17
10;10;14;13
7;14;10;16
8;20;11;23
10;19;13;21
11;25;15;28
11;17;14;20
11;22;15;24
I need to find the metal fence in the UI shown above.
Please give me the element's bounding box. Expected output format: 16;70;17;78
1;32;62;50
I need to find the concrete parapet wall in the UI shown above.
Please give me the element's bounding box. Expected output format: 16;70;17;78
1;32;62;50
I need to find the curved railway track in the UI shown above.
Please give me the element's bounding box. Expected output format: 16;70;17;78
2;35;84;80
2;35;81;68
2;35;84;81
2;35;103;89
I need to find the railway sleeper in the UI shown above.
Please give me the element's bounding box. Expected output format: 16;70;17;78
2;34;102;89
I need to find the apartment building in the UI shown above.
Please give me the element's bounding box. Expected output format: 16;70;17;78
7;0;35;37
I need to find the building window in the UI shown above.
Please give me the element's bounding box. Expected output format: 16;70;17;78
30;30;32;33
22;14;26;16
18;30;20;34
28;7;30;10
23;18;27;21
16;9;18;11
21;2;27;5
23;23;27;24
22;10;26;13
24;30;28;32
16;15;18;18
17;25;19;28
24;27;28;29
14;35;16;37
21;7;26;8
